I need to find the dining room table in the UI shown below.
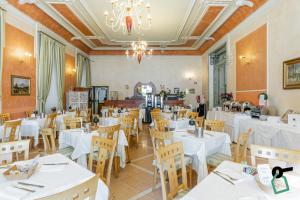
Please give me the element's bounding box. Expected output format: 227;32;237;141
172;129;231;183
0;153;109;200
181;160;300;200
59;126;128;168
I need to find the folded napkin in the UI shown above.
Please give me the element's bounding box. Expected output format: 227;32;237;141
0;186;31;200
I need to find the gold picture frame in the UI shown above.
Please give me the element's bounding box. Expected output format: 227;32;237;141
283;57;300;89
11;75;31;96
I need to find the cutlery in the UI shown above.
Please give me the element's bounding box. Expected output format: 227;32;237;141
0;165;9;169
18;182;45;188
212;171;235;185
205;132;214;137
13;185;35;193
214;170;239;181
42;162;69;166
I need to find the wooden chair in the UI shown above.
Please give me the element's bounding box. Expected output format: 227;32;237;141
98;124;121;177
178;110;187;118
157;142;189;200
122;115;134;163
250;144;300;166
152;108;161;112
39;175;98;200
0;139;30;165
2;120;22;142
41;128;74;158
129;109;140;147
155;118;170;132
44;113;57;138
63;116;82;129
206;129;253;168
187;112;198;119
108;108;114;117
195;117;204;128
204;119;225;132
75;108;81;118
85;108;92;123
88;137;117;187
149;129;192;190
25;111;34;118
0;113;11;123
151;111;162;125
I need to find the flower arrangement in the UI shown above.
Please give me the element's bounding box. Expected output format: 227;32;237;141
220;92;233;101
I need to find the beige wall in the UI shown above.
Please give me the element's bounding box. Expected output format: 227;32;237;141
91;55;202;107
201;0;300;115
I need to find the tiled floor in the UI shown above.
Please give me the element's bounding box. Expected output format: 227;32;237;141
27;124;248;200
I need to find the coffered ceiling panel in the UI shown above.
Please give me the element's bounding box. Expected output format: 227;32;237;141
6;0;268;55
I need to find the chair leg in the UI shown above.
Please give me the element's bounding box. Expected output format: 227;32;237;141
113;156;120;178
188;165;193;188
135;129;139;148
125;146;130;163
152;166;157;191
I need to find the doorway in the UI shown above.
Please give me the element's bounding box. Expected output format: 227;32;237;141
209;44;227;107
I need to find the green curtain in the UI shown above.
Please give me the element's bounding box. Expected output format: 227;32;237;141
0;10;5;105
54;43;65;110
85;59;91;87
38;32;65;112
76;54;85;87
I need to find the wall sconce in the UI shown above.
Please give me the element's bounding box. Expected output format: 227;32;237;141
239;55;253;64
72;68;76;73
185;72;194;80
16;50;32;64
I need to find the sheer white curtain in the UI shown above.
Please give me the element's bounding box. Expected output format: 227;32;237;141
45;65;58;113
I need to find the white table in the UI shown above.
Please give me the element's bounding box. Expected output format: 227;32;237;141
207;110;251;142
0;154;108;200
173;130;231;183
59;128;128;168
181;161;300;200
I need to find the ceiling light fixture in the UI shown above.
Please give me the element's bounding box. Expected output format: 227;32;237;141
104;0;152;35
125;39;153;64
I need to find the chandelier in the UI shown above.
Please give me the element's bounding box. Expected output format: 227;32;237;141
104;0;152;35
126;40;153;64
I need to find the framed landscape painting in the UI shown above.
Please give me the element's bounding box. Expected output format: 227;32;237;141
11;75;31;96
283;57;300;89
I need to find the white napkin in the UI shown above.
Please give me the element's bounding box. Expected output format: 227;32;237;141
0;186;31;200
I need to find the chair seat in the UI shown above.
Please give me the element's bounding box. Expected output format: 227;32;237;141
153;156;192;170
58;146;74;158
206;153;232;167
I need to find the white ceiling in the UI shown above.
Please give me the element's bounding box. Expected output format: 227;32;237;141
37;0;239;50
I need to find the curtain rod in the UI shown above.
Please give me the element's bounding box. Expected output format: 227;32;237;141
39;31;65;46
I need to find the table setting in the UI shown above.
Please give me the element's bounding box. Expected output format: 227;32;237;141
0;153;108;200
181;160;300;200
59;124;128;168
172;127;231;183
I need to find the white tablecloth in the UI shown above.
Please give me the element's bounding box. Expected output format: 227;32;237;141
59;128;128;168
173;130;231;183
0;154;108;200
207;110;251;142
181;160;300;200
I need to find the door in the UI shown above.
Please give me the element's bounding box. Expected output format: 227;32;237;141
92;86;109;114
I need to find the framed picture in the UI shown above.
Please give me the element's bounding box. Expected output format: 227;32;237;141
174;88;180;94
283;57;300;89
11;75;31;96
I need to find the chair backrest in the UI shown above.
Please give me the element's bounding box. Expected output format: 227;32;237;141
41;128;56;153
204;119;225;132
122;115;134;141
0;113;11;123
129;109;139;129
75;108;81;117
39;175;98;200
98;124;121;144
108;108;114;117
187;112;198;119
88;137;117;187
155;118;170;132
152;108;161;112
151;111;161;124
63;117;82;129
157;142;188;200
45;113;57;129
25;111;33;118
250;144;300;166
195;117;204;127
149;128;173;152
178;109;187;118
235;129;253;163
86;108;92;122
2;120;22;142
0;140;30;165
